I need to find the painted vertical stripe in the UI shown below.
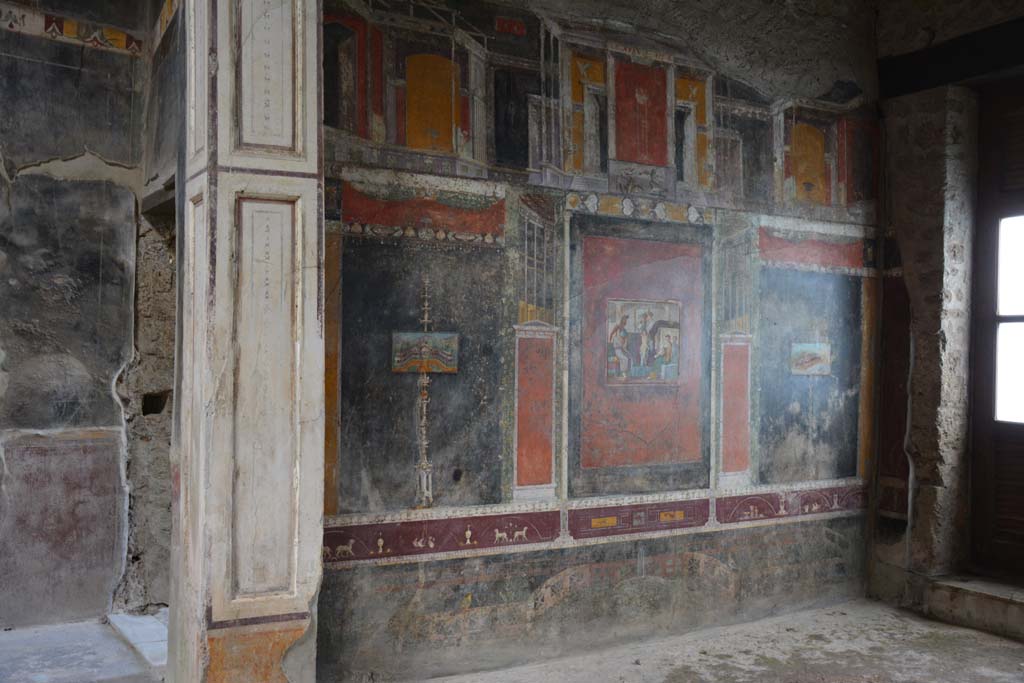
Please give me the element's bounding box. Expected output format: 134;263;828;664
722;342;751;473
323;232;342;516
516;336;554;486
395;86;406;146
857;276;878;479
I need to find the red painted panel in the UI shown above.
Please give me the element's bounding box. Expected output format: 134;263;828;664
581;236;703;467
614;60;668;166
722;343;751;473
495;17;527;36
568;499;709;539
323;510;560;562
371;28;384;117
342;183;505;236
758;228;864;269
325;13;368;138
517;337;554;486
716;485;866;524
838;119;849;188
395;86;406;146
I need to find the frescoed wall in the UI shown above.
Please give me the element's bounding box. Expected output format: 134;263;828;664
319;1;880;679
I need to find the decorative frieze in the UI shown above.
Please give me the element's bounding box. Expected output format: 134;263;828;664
323;483;866;565
0;2;142;55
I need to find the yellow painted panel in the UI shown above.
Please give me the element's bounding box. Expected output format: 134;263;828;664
518;302;552;324
406;54;459;153
793;123;828;205
598;195;623;215
104;28;126;49
659;510;686;522
570;110;585;171
590;516;618;529
676;77;706;126
571;54;605;103
664;203;689;223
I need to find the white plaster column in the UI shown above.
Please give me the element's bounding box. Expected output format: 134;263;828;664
170;1;323;680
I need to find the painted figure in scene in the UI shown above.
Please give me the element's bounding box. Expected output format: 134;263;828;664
606;300;681;383
609;314;631;377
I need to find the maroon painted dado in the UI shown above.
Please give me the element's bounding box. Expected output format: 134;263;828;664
323;511;561;562
716;485;866;524
569;499;710;539
324;484;865;562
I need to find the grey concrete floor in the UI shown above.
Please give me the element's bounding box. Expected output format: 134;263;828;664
435;599;1024;683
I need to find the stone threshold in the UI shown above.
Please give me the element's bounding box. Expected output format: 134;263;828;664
108;610;169;677
924;575;1024;642
0;619;161;683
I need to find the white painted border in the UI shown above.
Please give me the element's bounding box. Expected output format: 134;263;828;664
209;172;323;622
215;0;318;174
758;213;877;238
325;476;865;528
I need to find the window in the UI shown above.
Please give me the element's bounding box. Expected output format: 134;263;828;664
582;90;608;174
971;78;1024;576
519;217;555;323
995;215;1024;422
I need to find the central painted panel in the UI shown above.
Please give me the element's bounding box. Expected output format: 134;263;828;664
570;216;710;497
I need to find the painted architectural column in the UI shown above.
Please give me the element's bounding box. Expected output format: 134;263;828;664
170;1;323;681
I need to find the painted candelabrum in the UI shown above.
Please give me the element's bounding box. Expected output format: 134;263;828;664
392;277;459;508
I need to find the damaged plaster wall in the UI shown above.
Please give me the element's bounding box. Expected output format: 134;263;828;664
113;2;182;613
113;214;175;612
871;86;976;605
522;0;877;102
877;0;1024;58
0;0;172;627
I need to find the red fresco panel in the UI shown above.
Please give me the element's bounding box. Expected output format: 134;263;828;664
371;27;384;116
581;236;703;467
342;183;505;236
614;60;668;166
758;228;864;269
517;336;554;486
722;343;751;473
838;119;849;189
